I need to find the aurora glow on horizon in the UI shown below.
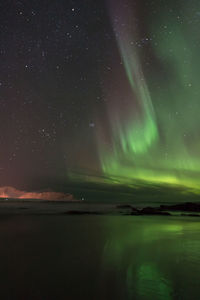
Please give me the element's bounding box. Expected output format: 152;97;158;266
92;0;200;192
67;0;200;194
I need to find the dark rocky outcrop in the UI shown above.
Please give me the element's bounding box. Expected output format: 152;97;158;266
129;207;171;216
159;202;200;212
64;202;200;217
139;207;171;216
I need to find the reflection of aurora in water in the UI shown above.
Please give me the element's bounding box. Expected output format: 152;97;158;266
96;0;200;192
134;263;172;300
101;216;200;300
1;215;200;299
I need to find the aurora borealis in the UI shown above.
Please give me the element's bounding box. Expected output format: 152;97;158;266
95;0;200;192
1;0;200;197
2;3;200;300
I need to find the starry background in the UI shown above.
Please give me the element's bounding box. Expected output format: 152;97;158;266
0;0;112;189
1;0;200;200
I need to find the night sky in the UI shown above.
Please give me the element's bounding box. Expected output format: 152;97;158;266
0;0;109;188
1;0;200;198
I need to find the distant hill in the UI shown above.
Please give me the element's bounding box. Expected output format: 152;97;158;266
0;186;75;201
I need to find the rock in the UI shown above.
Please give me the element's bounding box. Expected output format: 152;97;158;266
140;207;171;216
131;206;139;212
160;202;200;212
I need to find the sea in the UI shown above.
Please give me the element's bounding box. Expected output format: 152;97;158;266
0;214;199;299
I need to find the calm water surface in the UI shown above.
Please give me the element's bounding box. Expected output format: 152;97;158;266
0;215;200;299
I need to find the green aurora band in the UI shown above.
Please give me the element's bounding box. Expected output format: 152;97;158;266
96;0;200;191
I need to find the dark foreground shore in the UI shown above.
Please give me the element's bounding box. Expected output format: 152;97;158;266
0;199;200;217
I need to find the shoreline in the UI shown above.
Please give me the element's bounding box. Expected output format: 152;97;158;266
0;199;199;217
